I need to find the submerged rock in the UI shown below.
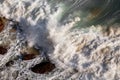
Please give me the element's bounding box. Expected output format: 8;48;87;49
0;17;7;32
0;46;7;55
31;61;55;74
20;43;40;60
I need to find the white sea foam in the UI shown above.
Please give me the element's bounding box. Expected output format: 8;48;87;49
0;0;120;80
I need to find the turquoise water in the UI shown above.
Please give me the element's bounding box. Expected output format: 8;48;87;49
50;0;120;28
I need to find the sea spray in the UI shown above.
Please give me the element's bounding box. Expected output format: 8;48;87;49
0;0;120;80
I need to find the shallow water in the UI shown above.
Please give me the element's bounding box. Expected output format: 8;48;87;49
50;0;120;27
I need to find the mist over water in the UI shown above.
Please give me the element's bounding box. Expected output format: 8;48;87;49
0;0;120;80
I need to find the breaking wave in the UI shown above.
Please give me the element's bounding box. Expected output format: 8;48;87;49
0;0;120;80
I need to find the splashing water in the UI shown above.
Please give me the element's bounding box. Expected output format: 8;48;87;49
0;0;120;80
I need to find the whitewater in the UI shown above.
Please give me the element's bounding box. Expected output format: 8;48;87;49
0;0;120;80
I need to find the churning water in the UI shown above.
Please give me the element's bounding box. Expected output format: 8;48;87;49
0;0;120;80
